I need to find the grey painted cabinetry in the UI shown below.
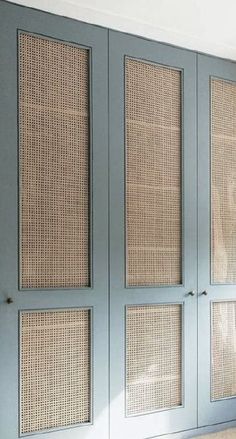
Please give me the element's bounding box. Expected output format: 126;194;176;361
1;1;236;439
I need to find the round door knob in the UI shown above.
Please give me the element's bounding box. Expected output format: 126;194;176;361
6;297;13;304
188;291;195;296
201;291;208;296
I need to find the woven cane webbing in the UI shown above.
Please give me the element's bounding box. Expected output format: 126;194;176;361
126;304;182;416
20;309;91;434
19;33;90;288
211;79;236;283
125;58;182;286
211;301;236;400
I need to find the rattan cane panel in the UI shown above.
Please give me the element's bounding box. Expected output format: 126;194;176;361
126;304;182;416
211;301;236;400
20;309;91;434
19;33;90;288
211;79;236;283
125;58;182;286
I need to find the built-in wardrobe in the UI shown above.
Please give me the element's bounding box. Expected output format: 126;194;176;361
1;1;236;438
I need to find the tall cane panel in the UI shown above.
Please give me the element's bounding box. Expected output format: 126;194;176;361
125;58;182;286
211;79;236;283
19;33;90;288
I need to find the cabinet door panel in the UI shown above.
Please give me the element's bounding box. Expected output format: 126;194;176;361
0;3;108;439
198;54;236;426
109;30;197;439
211;301;236;401
125;58;182;287
126;304;183;416
19;32;90;290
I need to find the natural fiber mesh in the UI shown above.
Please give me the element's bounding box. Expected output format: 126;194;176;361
125;58;182;286
19;33;90;288
126;304;182;416
211;79;236;284
20;309;91;434
211;301;236;400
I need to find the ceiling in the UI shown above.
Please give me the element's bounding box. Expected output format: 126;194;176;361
6;0;236;60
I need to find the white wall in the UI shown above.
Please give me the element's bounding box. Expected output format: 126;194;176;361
6;0;236;60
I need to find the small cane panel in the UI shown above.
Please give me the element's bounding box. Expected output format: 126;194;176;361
211;79;236;283
126;304;182;416
125;58;182;286
20;309;91;434
19;33;90;288
211;301;236;400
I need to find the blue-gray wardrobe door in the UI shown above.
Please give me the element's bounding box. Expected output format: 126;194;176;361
198;53;236;427
0;2;108;439
109;30;197;439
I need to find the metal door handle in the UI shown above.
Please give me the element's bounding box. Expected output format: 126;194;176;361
188;291;195;296
6;297;13;304
201;291;208;296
